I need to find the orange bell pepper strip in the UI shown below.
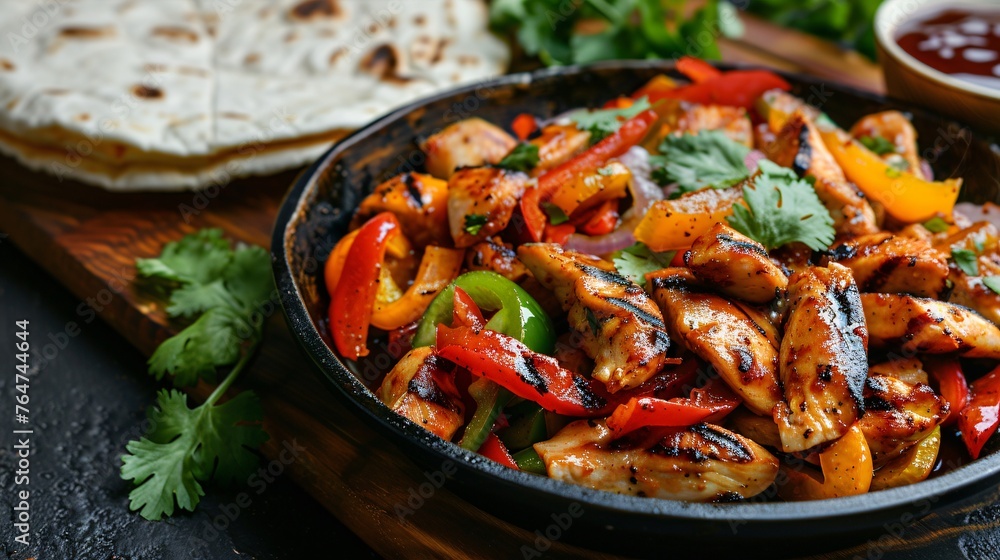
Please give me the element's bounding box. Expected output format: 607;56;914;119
324;227;411;296
329;212;403;360
543;223;575;244
548;160;631;216
370;246;465;331
818;126;961;223
633;185;744;252
520;109;659;241
870;426;941;491
778;424;873;500
632;74;679;101
675;56;722;84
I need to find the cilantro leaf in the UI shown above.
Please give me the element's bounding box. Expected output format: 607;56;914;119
464;214;488;235
923;217;950;233
568;97;651;144
649;131;751;195
222;245;274;311
612;242;675;288
121;389;268;521
727;160;836;251
497;143;540;172
984;277;1000;295
859;135;897;155
148;307;242;386
137;229;231;284
541;202;569;225
952;248;980;276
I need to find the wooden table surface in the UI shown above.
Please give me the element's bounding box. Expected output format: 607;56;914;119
2;13;999;560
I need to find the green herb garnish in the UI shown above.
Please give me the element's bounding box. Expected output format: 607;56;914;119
464;214;489;235
649;130;752;195
859;134;897;155
497;143;540;172
568;97;651;144
952;248;980;276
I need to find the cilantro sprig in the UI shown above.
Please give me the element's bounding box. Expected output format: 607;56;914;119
859;134;897;156
123;229;272;521
649;130;752;195
612;242;675;288
568;97;652;144
497;143;540;172
728;160;836;251
490;0;739;66
952;248;980;276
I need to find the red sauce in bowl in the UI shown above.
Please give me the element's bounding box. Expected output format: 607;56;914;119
896;8;1000;91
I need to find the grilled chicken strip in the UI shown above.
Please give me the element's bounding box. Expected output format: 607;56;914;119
517;244;670;392
420;117;517;179
685;222;789;304
530;123;591;172
649;268;782;416
869;358;929;386
448;167;527;248
947;261;1000;326
859;374;947;462
351;172;451;247
824;233;949;297
850;111;925;179
765;111;879;236
858;375;947;465
675;104;754;147
464;237;530;283
861;294;1000;359
535;420;779;501
775;263;869;452
377;347;465;440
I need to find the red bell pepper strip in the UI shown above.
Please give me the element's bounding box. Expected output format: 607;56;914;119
958;365;1000;459
452;286;485;330
602;97;634;109
644;69;791;110
479;432;519;469
512;113;538;141
330;212;402;360
675;56;722;84
927;359;969;426
543;223;576;244
436;324;615;417
605;377;740;438
519;109;659;241
579;199;619;236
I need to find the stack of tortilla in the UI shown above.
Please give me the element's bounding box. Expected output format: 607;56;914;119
0;0;508;191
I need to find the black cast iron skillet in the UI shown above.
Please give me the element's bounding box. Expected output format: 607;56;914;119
272;60;1000;557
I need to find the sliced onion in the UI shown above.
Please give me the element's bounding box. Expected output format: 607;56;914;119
920;159;934;182
745;150;766;173
955;202;1000;230
565;147;664;257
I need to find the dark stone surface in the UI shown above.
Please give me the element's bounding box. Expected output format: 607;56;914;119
0;242;378;559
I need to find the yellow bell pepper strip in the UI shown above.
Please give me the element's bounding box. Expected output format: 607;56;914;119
870;427;941;491
548;160;631;217
817;126;961;223
370;246;464;331
633;185;744;252
778;424;873;501
329;212;403;360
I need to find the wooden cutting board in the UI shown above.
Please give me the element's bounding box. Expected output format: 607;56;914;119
8;15;965;560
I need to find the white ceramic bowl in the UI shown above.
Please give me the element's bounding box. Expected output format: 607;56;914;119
875;0;1000;132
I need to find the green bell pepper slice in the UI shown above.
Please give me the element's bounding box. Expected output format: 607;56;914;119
499;401;548;451
459;378;513;452
412;271;555;355
513;448;547;475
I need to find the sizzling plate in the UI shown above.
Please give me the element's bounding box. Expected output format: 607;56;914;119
272;60;1000;556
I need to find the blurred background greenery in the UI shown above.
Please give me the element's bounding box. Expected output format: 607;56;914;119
490;0;882;66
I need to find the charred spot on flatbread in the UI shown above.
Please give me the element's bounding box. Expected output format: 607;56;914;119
360;44;410;84
0;59;14;71
152;26;200;43
289;0;341;21
59;26;116;39
131;85;163;100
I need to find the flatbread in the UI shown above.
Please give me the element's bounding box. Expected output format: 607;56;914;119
0;0;508;191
